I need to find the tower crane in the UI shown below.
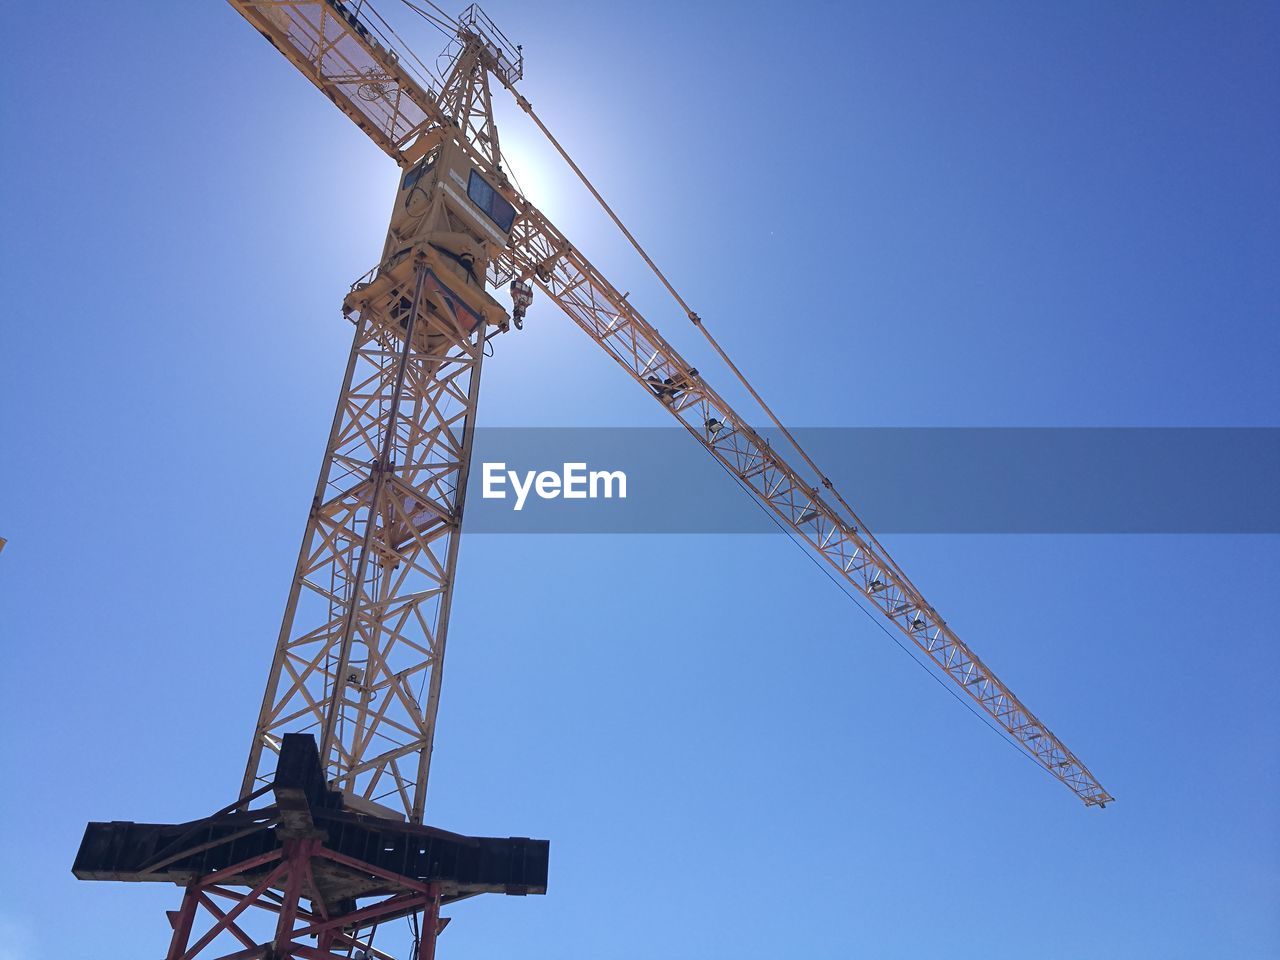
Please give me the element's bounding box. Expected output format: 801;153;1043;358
73;3;1112;958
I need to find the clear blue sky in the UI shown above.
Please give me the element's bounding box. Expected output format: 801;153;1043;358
1;2;1278;958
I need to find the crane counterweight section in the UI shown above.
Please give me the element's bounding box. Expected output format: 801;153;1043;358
232;0;438;162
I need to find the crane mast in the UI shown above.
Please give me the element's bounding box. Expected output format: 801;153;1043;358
71;2;1112;958
238;7;524;821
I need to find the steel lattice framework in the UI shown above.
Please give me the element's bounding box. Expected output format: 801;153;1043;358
242;258;488;821
235;2;522;824
496;208;1112;805
228;0;1112;812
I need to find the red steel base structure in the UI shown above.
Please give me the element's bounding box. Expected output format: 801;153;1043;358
162;839;445;960
74;734;549;959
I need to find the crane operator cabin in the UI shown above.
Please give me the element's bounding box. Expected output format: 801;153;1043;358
350;133;519;349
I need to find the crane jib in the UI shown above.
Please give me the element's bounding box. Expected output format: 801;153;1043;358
496;201;1114;809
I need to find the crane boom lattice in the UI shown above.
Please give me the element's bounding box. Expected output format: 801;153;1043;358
496;204;1112;807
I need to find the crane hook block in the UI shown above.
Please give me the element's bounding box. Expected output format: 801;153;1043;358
510;279;534;330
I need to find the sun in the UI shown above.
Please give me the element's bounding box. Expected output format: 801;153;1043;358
492;99;567;214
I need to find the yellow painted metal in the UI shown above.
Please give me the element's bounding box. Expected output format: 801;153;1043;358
225;0;1112;809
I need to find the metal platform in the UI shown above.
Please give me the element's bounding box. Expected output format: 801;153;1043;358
73;734;547;947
